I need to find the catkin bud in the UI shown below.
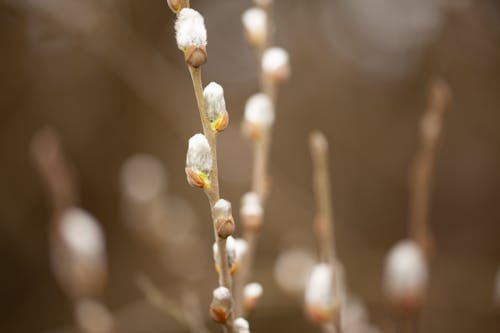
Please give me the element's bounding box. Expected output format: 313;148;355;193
383;240;428;313
244;282;263;313
243;93;274;141
240;192;263;231
210;287;233;324
213;236;248;274
53;207;107;298
204;82;229;132
242;8;267;48
167;0;190;14
185;134;212;189
175;8;207;67
213;199;235;239
234;317;250;333
262;47;290;84
304;263;340;324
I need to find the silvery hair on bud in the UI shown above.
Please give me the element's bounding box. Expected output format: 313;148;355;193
175;8;207;49
60;207;105;258
213;286;232;301
214;198;232;219
244;282;263;299
241;192;263;217
186;133;212;174
305;263;334;310
234;317;250;333
242;8;266;38
262;47;289;74
244;93;274;127
383;239;428;299
204;82;227;122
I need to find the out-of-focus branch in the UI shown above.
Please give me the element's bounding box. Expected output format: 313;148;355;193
30;126;78;216
408;78;451;258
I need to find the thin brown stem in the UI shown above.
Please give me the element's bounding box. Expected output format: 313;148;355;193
234;229;258;317
30;127;78;215
408;79;451;258
310;130;336;264
187;65;234;332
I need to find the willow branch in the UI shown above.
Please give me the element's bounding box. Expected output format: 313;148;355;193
408;78;451;258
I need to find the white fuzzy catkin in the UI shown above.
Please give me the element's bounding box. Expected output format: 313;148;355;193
244;282;263;299
175;8;207;50
242;8;266;40
213;286;231;301
213;236;247;269
241;192;263;217
186;133;212;174
204;82;227;122
234;317;250;333
120;154;166;202
262;47;289;74
244;93;274;127
305;263;335;311
60;207;105;257
213;199;232;220
383;239;428;299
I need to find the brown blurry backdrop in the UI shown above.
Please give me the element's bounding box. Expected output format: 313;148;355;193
1;0;500;332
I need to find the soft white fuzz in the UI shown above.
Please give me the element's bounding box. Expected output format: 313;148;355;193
213;199;232;219
204;82;227;122
244;93;274;127
383;239;428;299
241;192;263;218
305;263;334;310
262;47;289;74
186;133;212;174
213;286;231;301
242;8;267;42
244;282;263;299
175;8;207;50
120;154;166;202
213;236;247;269
60;207;105;257
234;317;250;333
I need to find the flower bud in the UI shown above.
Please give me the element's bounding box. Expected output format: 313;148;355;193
210;287;233;324
204;82;229;133
213;199;235;239
185;134;212;189
242;8;267;48
240;192;263;231
234;317;250;333
243;93;274;141
305;263;340;324
167;0;190;14
53;207;107;298
175;8;207;67
262;47;290;84
244;282;263;313
213;236;248;274
383;240;428;313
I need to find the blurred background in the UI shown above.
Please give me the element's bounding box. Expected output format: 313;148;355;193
1;0;500;332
